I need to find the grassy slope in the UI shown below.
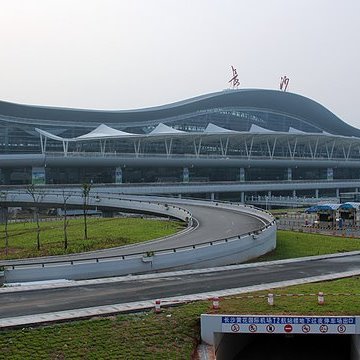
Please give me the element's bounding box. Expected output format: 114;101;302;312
257;230;360;261
0;301;208;360
0;217;184;260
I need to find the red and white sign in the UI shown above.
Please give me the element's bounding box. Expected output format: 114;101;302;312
284;324;293;333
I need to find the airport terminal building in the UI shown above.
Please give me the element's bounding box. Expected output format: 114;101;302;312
1;89;360;199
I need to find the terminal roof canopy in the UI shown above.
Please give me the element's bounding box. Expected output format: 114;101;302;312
204;123;237;133
288;127;307;134
76;124;135;140
35;128;72;142
149;123;185;135
249;124;274;133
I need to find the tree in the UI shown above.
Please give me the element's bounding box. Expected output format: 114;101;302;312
26;184;45;251
81;183;92;240
61;189;72;250
0;192;9;256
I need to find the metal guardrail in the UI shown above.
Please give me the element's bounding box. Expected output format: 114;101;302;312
246;196;339;207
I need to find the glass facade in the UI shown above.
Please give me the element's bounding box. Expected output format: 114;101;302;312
0;108;329;155
0;167;31;185
0;165;348;185
45;167;114;185
1;90;360;188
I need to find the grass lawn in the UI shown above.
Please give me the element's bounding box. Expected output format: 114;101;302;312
0;276;359;359
255;230;360;262
218;276;360;316
0;217;184;260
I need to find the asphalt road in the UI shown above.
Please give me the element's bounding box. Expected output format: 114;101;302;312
1;254;359;318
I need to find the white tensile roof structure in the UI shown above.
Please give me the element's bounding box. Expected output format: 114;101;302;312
203;123;237;134
35;122;360;160
76;124;135;140
249;124;275;133
35;128;72;142
149;123;185;135
288;127;307;134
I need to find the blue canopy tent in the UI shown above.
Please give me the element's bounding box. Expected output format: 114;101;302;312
338;202;360;224
305;204;340;213
339;202;360;210
304;205;319;213
305;204;340;226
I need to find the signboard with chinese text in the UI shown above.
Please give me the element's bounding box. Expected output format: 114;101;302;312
221;315;357;335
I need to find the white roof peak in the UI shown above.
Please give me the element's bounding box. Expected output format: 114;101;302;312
288;127;306;134
204;123;235;133
249;124;274;133
149;123;185;135
76;124;134;140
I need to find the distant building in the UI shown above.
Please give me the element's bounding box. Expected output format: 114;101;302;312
1;89;360;199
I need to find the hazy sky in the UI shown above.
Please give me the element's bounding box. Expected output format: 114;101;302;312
1;0;359;126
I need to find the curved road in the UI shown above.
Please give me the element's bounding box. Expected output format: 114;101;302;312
1;201;265;266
